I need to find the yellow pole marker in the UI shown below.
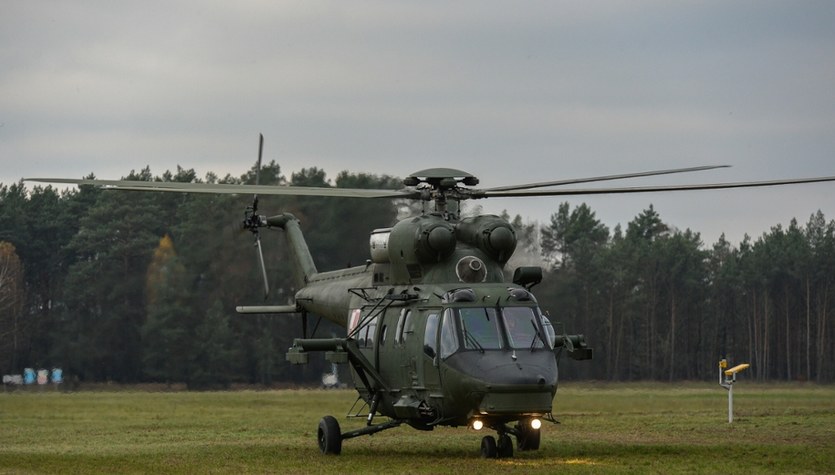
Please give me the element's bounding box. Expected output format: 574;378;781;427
724;363;750;376
718;360;750;423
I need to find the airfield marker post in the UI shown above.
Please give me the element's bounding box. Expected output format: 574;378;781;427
718;359;750;423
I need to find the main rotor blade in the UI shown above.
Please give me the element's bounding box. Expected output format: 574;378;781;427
25;178;412;199
484;165;731;192
480;175;835;198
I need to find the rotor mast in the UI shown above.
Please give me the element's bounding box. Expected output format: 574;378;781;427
404;168;480;219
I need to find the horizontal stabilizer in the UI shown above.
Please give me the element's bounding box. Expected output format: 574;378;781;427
236;305;298;314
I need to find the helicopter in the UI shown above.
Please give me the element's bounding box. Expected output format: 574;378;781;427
28;137;835;458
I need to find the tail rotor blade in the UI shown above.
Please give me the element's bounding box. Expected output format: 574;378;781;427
255;235;270;299
253;133;264;213
256;133;264;185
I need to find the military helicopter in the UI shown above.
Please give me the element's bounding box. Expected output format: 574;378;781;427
28;137;835;458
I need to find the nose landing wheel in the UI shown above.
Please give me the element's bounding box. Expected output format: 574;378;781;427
480;433;514;458
497;433;514;458
480;435;497;458
515;420;541;451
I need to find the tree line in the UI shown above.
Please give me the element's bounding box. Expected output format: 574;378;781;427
532;203;835;383
0;164;399;388
1;166;833;385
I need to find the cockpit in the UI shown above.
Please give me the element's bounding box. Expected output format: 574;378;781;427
424;304;556;360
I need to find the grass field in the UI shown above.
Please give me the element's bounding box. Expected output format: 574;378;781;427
1;383;833;474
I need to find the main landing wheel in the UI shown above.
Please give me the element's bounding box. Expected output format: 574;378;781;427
318;416;342;455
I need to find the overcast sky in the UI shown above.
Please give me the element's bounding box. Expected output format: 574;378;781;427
3;1;834;246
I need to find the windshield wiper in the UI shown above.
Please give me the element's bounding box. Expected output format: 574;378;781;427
529;320;545;351
465;331;485;353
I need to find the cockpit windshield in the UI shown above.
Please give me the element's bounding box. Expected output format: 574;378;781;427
443;306;550;357
503;306;546;350
459;307;503;350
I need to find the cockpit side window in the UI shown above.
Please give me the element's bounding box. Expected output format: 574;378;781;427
503;307;545;349
540;313;556;349
439;309;459;359
423;313;439;358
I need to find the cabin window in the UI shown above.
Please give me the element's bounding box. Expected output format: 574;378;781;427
503;307;545;349
459;307;502;350
423;313;439;358
358;316;378;349
439;309;459;359
403;310;414;341
395;309;412;345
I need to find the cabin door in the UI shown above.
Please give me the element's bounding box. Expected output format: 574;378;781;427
420;310;442;391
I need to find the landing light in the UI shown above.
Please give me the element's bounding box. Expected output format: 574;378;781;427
472;419;484;431
530;418;542;430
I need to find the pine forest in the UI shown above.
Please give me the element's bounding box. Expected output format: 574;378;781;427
1;163;833;386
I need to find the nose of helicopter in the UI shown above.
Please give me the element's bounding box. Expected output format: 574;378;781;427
442;351;558;416
472;365;555;414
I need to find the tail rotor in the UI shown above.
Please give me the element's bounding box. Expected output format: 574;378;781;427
243;133;271;299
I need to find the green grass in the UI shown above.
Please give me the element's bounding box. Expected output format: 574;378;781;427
1;383;833;473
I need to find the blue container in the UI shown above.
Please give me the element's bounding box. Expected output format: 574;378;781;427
23;368;36;385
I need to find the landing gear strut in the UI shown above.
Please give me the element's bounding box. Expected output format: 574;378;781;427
316;415;404;455
317;414;541;458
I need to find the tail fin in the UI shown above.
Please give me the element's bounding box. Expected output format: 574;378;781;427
266;213;318;288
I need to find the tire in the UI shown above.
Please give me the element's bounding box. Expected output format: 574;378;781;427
497;433;514;458
480;435;497;458
516;421;541;451
318;416;342;455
